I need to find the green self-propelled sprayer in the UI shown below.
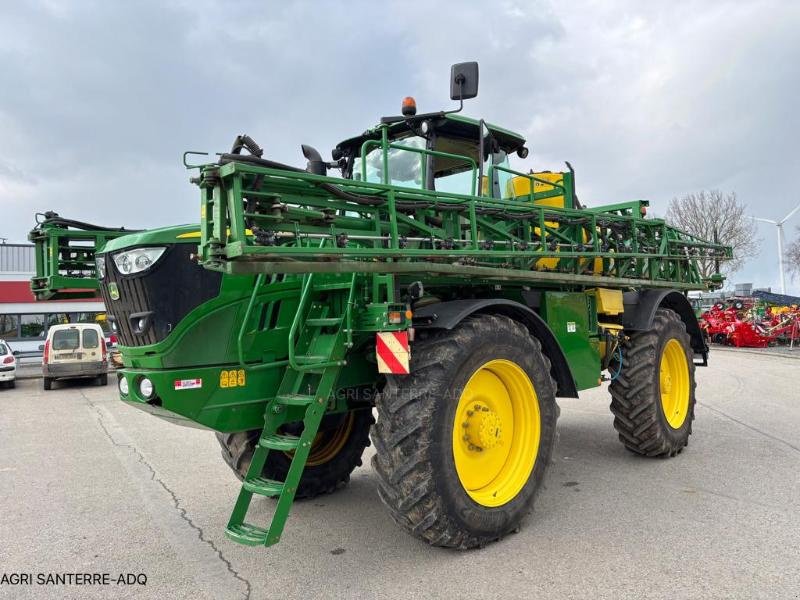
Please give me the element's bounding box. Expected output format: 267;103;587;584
29;62;732;549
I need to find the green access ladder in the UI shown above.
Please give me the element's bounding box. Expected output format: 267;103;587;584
225;273;356;546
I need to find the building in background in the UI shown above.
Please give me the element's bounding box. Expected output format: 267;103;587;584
0;243;106;357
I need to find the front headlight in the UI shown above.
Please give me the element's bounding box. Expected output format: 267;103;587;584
95;256;106;279
139;377;154;399
113;247;166;275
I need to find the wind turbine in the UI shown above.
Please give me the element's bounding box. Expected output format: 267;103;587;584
751;203;800;294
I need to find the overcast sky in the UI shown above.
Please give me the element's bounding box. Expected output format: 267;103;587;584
1;0;799;293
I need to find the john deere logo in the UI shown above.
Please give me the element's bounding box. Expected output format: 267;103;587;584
108;282;120;300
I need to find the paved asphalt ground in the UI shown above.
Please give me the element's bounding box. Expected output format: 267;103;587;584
1;349;798;600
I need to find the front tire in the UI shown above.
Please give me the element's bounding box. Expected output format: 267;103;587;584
216;408;373;499
609;308;696;457
372;314;558;549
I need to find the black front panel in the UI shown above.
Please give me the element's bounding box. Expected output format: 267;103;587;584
100;244;222;347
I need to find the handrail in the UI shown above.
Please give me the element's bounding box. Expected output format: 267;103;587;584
219;161;654;220
287;270;357;371
487;164;566;202
359;139;478;196
201;157;732;290
237;273;264;368
286;238;357;371
287;271;315;371
343;272;357;350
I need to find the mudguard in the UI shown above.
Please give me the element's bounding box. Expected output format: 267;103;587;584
413;298;579;398
622;290;708;362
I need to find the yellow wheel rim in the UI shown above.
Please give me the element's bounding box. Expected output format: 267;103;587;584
285;412;354;467
659;339;690;429
452;359;540;507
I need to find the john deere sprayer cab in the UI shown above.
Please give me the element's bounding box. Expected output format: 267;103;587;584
30;62;732;550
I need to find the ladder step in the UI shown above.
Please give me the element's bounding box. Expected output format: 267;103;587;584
225;523;269;546
305;317;343;327
243;476;284;497
260;433;302;451
275;393;316;406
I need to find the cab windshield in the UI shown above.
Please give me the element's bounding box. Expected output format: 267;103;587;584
351;132;513;199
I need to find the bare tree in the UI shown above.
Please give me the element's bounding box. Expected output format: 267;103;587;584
787;226;800;279
665;190;758;278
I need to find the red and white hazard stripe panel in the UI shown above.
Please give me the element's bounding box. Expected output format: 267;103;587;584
375;331;410;375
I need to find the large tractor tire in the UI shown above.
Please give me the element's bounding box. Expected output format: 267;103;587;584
372;314;558;549
216;408;373;499
609;308;696;457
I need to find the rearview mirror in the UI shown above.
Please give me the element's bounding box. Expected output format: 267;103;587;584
450;62;479;101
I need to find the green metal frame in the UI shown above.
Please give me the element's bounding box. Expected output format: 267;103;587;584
28;219;133;300
195;124;731;293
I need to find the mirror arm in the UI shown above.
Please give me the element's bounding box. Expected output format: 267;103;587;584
443;80;465;116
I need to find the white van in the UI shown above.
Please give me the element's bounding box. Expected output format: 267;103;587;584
42;323;108;390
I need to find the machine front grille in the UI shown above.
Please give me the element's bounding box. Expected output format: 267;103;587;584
99;244;222;347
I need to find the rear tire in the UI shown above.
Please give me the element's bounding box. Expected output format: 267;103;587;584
43;377;52;391
98;374;108;386
216;408;373;499
609;308;696;457
372;315;558;549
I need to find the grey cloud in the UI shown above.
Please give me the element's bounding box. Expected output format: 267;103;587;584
1;0;798;292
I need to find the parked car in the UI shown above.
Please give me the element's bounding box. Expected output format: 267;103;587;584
0;340;16;389
42;323;108;390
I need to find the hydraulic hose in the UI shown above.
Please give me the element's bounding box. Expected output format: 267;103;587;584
218;150;392;208
34;211;138;233
218;135;497;215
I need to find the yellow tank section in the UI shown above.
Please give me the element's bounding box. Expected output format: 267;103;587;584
506;171;567;209
504;172;601;272
505;172;565;269
588;288;624;316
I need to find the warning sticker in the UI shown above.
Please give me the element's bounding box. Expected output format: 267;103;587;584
566;322;577;333
220;369;246;388
174;378;202;390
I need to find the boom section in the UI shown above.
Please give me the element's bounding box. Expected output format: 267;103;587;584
27;214;137;300
194;131;731;290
